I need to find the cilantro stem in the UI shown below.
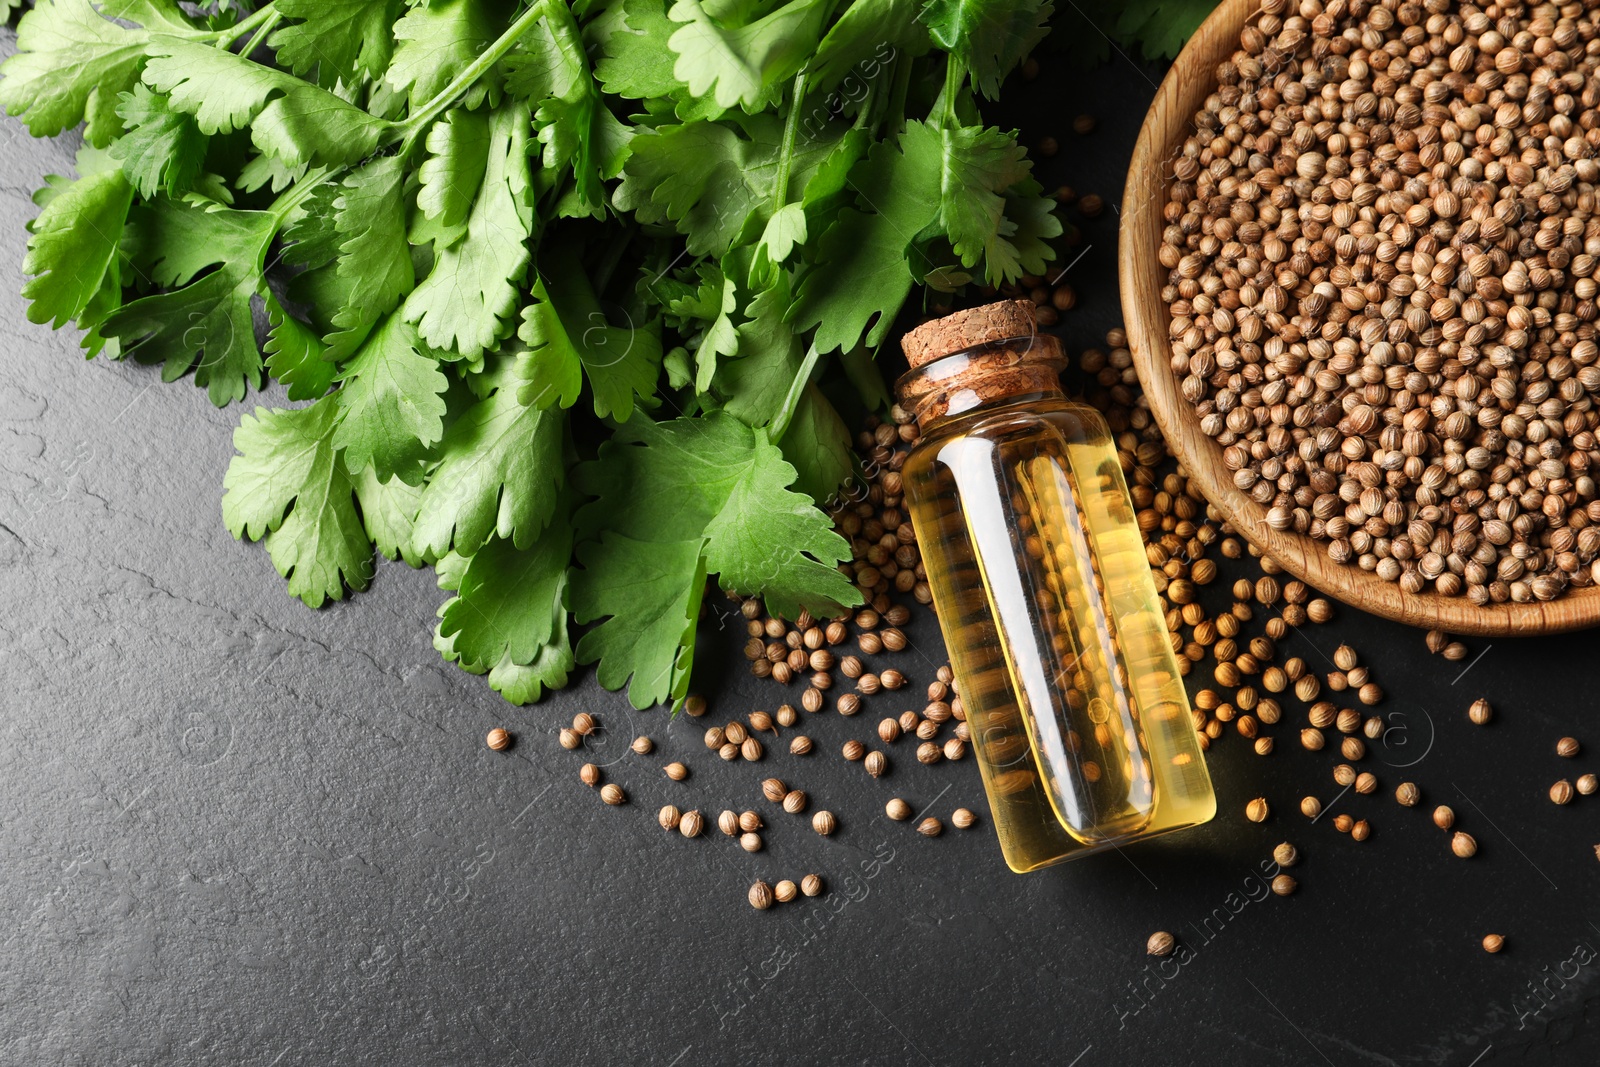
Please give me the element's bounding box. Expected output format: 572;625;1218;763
771;71;809;214
397;0;551;152
214;1;280;48
268;166;335;226
237;10;283;58
768;342;823;446
884;54;912;136
940;54;964;130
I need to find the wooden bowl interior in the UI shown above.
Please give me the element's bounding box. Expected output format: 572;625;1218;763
1117;0;1600;636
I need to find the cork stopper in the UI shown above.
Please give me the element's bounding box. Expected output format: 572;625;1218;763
895;301;1064;428
901;300;1041;368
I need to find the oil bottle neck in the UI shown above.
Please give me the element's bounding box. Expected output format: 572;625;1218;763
895;334;1067;432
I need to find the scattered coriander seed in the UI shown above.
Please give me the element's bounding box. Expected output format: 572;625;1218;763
762;778;788;803
916;719;940;741
1245;798;1269;823
1358;683;1383;706
683;695;706;717
1270;874;1297;897
740;832;763;854
724;722;748;745
485;728;511;751
600;784;626;806
1333;645;1357;672
886;798;913;821
917;817;942;837
1551;780;1576;806
943;738;966;761
558;729;581;751
899;710;919;734
1558;738;1581;758
632;736;654;755
1341;737;1367;762
1332;765;1356;788
790;735;814;756
580;764;601;787
775;704;797;727
1395;783;1420;808
864;751;888;778
1452;832;1478;859
1300;728;1325;752
880;669;906;690
749;881;774;910
1332;814;1353;833
1425;631;1447;655
718;743;739;762
917;741;941;765
1468;699;1493;726
1350;820;1371;842
774;879;798;904
679;810;704;838
837;693;862;717
812;810;837;836
1354;772;1377;796
739;811;763;833
842;740;866;762
1433;806;1455;831
658;805;681;831
1272;843;1298;868
748;710;774;733
1482;934;1505;955
1579;775;1598;797
878;718;901;743
1299;796;1322;819
1443;643;1469;662
664;762;689;782
951;808;977;829
741;737;764;762
801;874;823;897
718;811;739;837
572;712;596;736
1254;737;1274;756
801;688;824;713
783;790;808;814
1147;931;1176;957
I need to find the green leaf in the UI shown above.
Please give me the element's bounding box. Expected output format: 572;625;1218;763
1111;0;1216;60
387;0;498;110
754;201;807;267
352;467;427;566
271;0;406;85
101;198;278;405
593;0;683;102
437;517;572;672
264;298;339;401
920;0;1053;98
222;397;374;608
810;0;929;89
416;107;490;236
779;385;852;501
665;0;830;112
332;156;414;329
111;85;206;199
411;375;565;557
0;0;199;144
333;313;448;483
572;534;702;709
21;161;132;329
717;279;801;425
404;99;534;358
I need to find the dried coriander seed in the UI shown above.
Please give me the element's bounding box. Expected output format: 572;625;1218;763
1579;775;1598;797
683;696;707;717
1332;814;1353;834
600;784;626;806
1468;700;1493;726
864;751;888;778
1551;780;1576;806
783;790;808;814
878;718;901;743
718;743;739;762
1395;783;1420;808
1299;796;1322;819
952;808;977;829
1147;931;1176;957
917;817;942;837
801;874;824;897
774;879;798;904
739;811;763;833
485;728;511;751
1354;772;1377;796
1482;934;1505;955
718;811;739;837
812;811;837;836
558;728;581;751
572;712;596;736
580;764;601;787
762;778;788;803
664;762;689;782
842;740;866;762
658;805;681;832
1558;738;1581;758
1433;806;1455;831
917;741;941;765
1452;833;1478;859
631;736;653;755
1245;797;1269;823
1350;820;1371;842
886;798;913;821
1270;874;1296;897
789;735;814;756
741;737;764;762
837;693;862;717
724;722;748;745
740;832;763;853
679;810;704;838
1272;843;1298;867
749;881;774;910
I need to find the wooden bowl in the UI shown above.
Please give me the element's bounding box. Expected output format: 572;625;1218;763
1118;0;1600;636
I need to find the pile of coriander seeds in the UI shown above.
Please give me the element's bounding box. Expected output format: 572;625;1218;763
1159;0;1600;605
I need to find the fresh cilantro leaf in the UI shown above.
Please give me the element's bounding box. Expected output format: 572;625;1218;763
716;279;800;425
921;0;1053;99
660;261;737;391
778;385;852;501
404;100;534;358
387;0;498;110
270;0;405;86
111;85;206;199
517;251;662;420
1111;0;1215;60
333;313;448;483
332;156;414;329
754;201;806;269
22;155;132;329
437;516;572;674
352;466;427;566
0;0;200;144
666;0;830;112
222;397;374;608
810;0;929;90
264;297;339;401
592;0;682;103
572;534;702;709
410;372;565;557
102;198;278;405
416;107;490;239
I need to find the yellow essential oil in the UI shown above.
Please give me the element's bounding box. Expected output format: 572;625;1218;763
897;303;1215;873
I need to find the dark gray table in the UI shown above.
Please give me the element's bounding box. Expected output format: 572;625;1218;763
3;22;1598;1067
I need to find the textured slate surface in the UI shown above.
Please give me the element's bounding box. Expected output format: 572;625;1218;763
3;23;1600;1067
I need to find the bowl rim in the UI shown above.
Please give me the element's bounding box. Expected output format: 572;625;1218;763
1116;0;1600;636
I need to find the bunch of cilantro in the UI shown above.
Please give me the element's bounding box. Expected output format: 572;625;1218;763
1;0;1061;710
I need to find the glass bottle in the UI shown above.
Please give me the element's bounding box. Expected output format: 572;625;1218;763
897;301;1215;873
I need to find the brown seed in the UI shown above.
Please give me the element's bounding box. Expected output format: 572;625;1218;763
842;740;865;762
1558;737;1581;758
812;810;837;835
485;728;511;751
1146;931;1176;957
1433;806;1455;831
580;763;601;787
915;718;939;741
864;751;888;778
572;712;596;736
1452;832;1478;859
762;778;788;803
774;704;797;727
1254;737;1274;756
783;790;808;814
1332;765;1356;788
1357;683;1383;706
1579;775;1598;797
878;718;901;743
790;735;813;755
801;874;824;897
679;810;704;838
774;879;798;904
1551;780;1575;806
1332;814;1353;834
857;673;881;695
943;738;966;761
1442;643;1468;661
880;669;905;690
886;798;913;821
741;737;764;761
718;810;738;836
1395;783;1420;807
837;693;862;717
558;728;581;751
718;742;739;762
1354;772;1377;796
658;805;681;831
917;817;942;837
917;741;941;765
1350;820;1371;842
683;695;707;717
1333;645;1358;672
740;832;762;853
951;808;977;829
1299;796;1322;819
1245;797;1269;823
1341;737;1366;762
740;810;763;833
1272;842;1298;867
748;880;774;910
1300;728;1325;752
1482;934;1505;954
801;687;824;713
1270;874;1296;897
724;721;748;745
631;735;653;755
1468;699;1493;726
664;762;689;782
600;783;625;806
